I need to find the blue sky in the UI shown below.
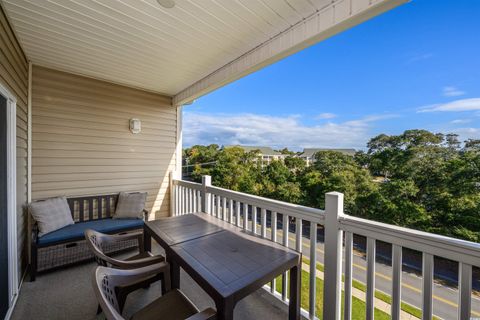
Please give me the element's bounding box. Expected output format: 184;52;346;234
183;0;480;151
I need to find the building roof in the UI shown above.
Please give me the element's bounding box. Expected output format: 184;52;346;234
2;0;406;105
225;145;283;156
301;148;357;158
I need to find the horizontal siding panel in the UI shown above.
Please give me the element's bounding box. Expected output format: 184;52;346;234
32;93;175;121
33;79;173;110
32;66;176;219
33;185;169;202
33;123;175;140
33;106;176;128
32;141;175;153
32;157;174;167
34;164;175;175
33;115;175;136
32;149;175;160
33;74;172;106
32;170;170;183
32;177;169;192
32;132;174;147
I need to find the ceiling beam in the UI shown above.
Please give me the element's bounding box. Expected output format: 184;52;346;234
173;0;408;106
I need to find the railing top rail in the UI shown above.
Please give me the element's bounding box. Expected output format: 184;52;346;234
173;179;202;190
206;184;325;225
341;215;480;266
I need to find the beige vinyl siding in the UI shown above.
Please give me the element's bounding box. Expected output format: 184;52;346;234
0;5;29;277
32;66;176;218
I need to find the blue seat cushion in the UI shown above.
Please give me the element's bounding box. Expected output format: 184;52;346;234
37;218;144;246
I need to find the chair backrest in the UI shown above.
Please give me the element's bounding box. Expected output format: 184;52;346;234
93;264;170;320
92;266;126;320
85;229;116;267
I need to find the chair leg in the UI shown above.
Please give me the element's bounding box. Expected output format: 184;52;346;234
96;304;102;315
30;247;37;282
117;290;128;314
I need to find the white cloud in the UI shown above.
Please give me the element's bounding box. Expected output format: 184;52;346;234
315;113;337;120
405;53;433;64
449;127;480;142
442;86;465;97
417;98;480;113
183;112;397;150
450;119;471;124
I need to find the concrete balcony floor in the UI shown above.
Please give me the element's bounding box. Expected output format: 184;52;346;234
11;243;291;320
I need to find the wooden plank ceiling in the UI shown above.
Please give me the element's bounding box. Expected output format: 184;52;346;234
2;0;405;102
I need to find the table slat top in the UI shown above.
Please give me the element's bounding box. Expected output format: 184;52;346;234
171;230;300;298
145;214;224;246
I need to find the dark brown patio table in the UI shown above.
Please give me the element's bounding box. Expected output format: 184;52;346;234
143;213;301;320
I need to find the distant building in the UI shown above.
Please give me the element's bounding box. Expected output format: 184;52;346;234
300;148;356;166
225;145;287;166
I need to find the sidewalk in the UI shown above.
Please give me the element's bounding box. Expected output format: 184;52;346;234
301;262;420;320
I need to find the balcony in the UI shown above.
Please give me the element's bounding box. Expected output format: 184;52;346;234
7;174;480;319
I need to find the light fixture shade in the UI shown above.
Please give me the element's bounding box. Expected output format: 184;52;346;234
157;0;175;9
129;118;141;134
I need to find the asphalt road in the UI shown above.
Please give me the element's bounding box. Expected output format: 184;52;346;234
261;224;480;320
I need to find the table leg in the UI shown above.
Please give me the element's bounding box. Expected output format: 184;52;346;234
143;227;152;252
168;255;180;289
216;298;234;320
289;264;301;320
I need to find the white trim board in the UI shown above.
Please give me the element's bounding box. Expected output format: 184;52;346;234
0;82;18;320
173;0;408;106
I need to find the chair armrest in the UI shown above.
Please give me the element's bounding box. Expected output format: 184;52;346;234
186;308;216;320
113;254;165;269
97;262;171;289
101;231;144;244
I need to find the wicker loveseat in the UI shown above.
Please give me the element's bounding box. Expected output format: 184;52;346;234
30;193;147;281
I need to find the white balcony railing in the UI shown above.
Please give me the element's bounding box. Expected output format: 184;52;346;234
169;173;480;320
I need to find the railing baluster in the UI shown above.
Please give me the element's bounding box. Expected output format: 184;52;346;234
201;175;211;214
211;195;215;216
458;262;472;320
392;244;402;320
222;197;227;221
188;189;194;213
270;211;278;294
217;196;223;219
192;189;197;212
366;237;375;320
344;231;353;320
282;214;289;301
295;218;302;253
252;206;258;234
261;208;267;238
197;190;202;212
228;199;234;224
235;201;241;227
174;185;178;215
243;204;248;230
422;253;434;320
180;186;184;215
188;188;192;213
309;221;317;319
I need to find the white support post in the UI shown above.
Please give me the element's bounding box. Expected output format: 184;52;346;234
169;171;174;217
201;175;211;214
323;192;344;320
458;262;472;320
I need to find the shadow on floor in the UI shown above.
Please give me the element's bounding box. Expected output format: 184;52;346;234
12;244;290;320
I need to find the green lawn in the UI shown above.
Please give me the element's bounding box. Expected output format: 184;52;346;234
274;270;390;319
301;256;439;320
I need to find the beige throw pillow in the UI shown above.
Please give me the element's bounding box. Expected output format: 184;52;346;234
30;196;74;237
113;192;147;219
